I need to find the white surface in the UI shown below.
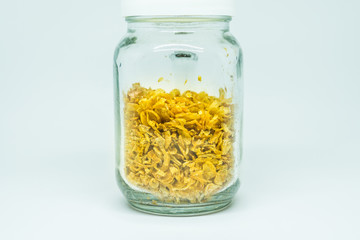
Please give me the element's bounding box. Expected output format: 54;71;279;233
121;0;235;17
1;0;360;239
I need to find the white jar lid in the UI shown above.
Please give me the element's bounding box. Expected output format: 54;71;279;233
121;0;235;17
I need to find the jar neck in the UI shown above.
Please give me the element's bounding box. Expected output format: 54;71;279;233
126;16;231;32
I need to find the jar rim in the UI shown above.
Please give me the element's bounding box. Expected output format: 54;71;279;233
125;15;232;23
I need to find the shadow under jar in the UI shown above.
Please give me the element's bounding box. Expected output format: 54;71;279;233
114;14;243;216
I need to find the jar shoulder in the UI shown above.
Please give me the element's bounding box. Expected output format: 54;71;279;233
114;31;242;61
223;32;242;53
113;33;138;61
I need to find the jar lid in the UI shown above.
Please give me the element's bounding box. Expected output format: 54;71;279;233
120;0;235;17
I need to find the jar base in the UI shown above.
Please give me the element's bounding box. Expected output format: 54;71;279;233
128;200;232;216
116;170;239;216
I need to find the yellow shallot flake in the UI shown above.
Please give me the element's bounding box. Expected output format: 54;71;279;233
124;83;235;203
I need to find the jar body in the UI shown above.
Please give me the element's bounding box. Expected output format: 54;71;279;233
114;16;243;215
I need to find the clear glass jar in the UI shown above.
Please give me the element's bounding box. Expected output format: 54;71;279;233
113;15;243;215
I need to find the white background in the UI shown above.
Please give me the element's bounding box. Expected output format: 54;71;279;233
1;0;360;239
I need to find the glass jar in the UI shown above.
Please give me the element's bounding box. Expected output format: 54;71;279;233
113;12;243;215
